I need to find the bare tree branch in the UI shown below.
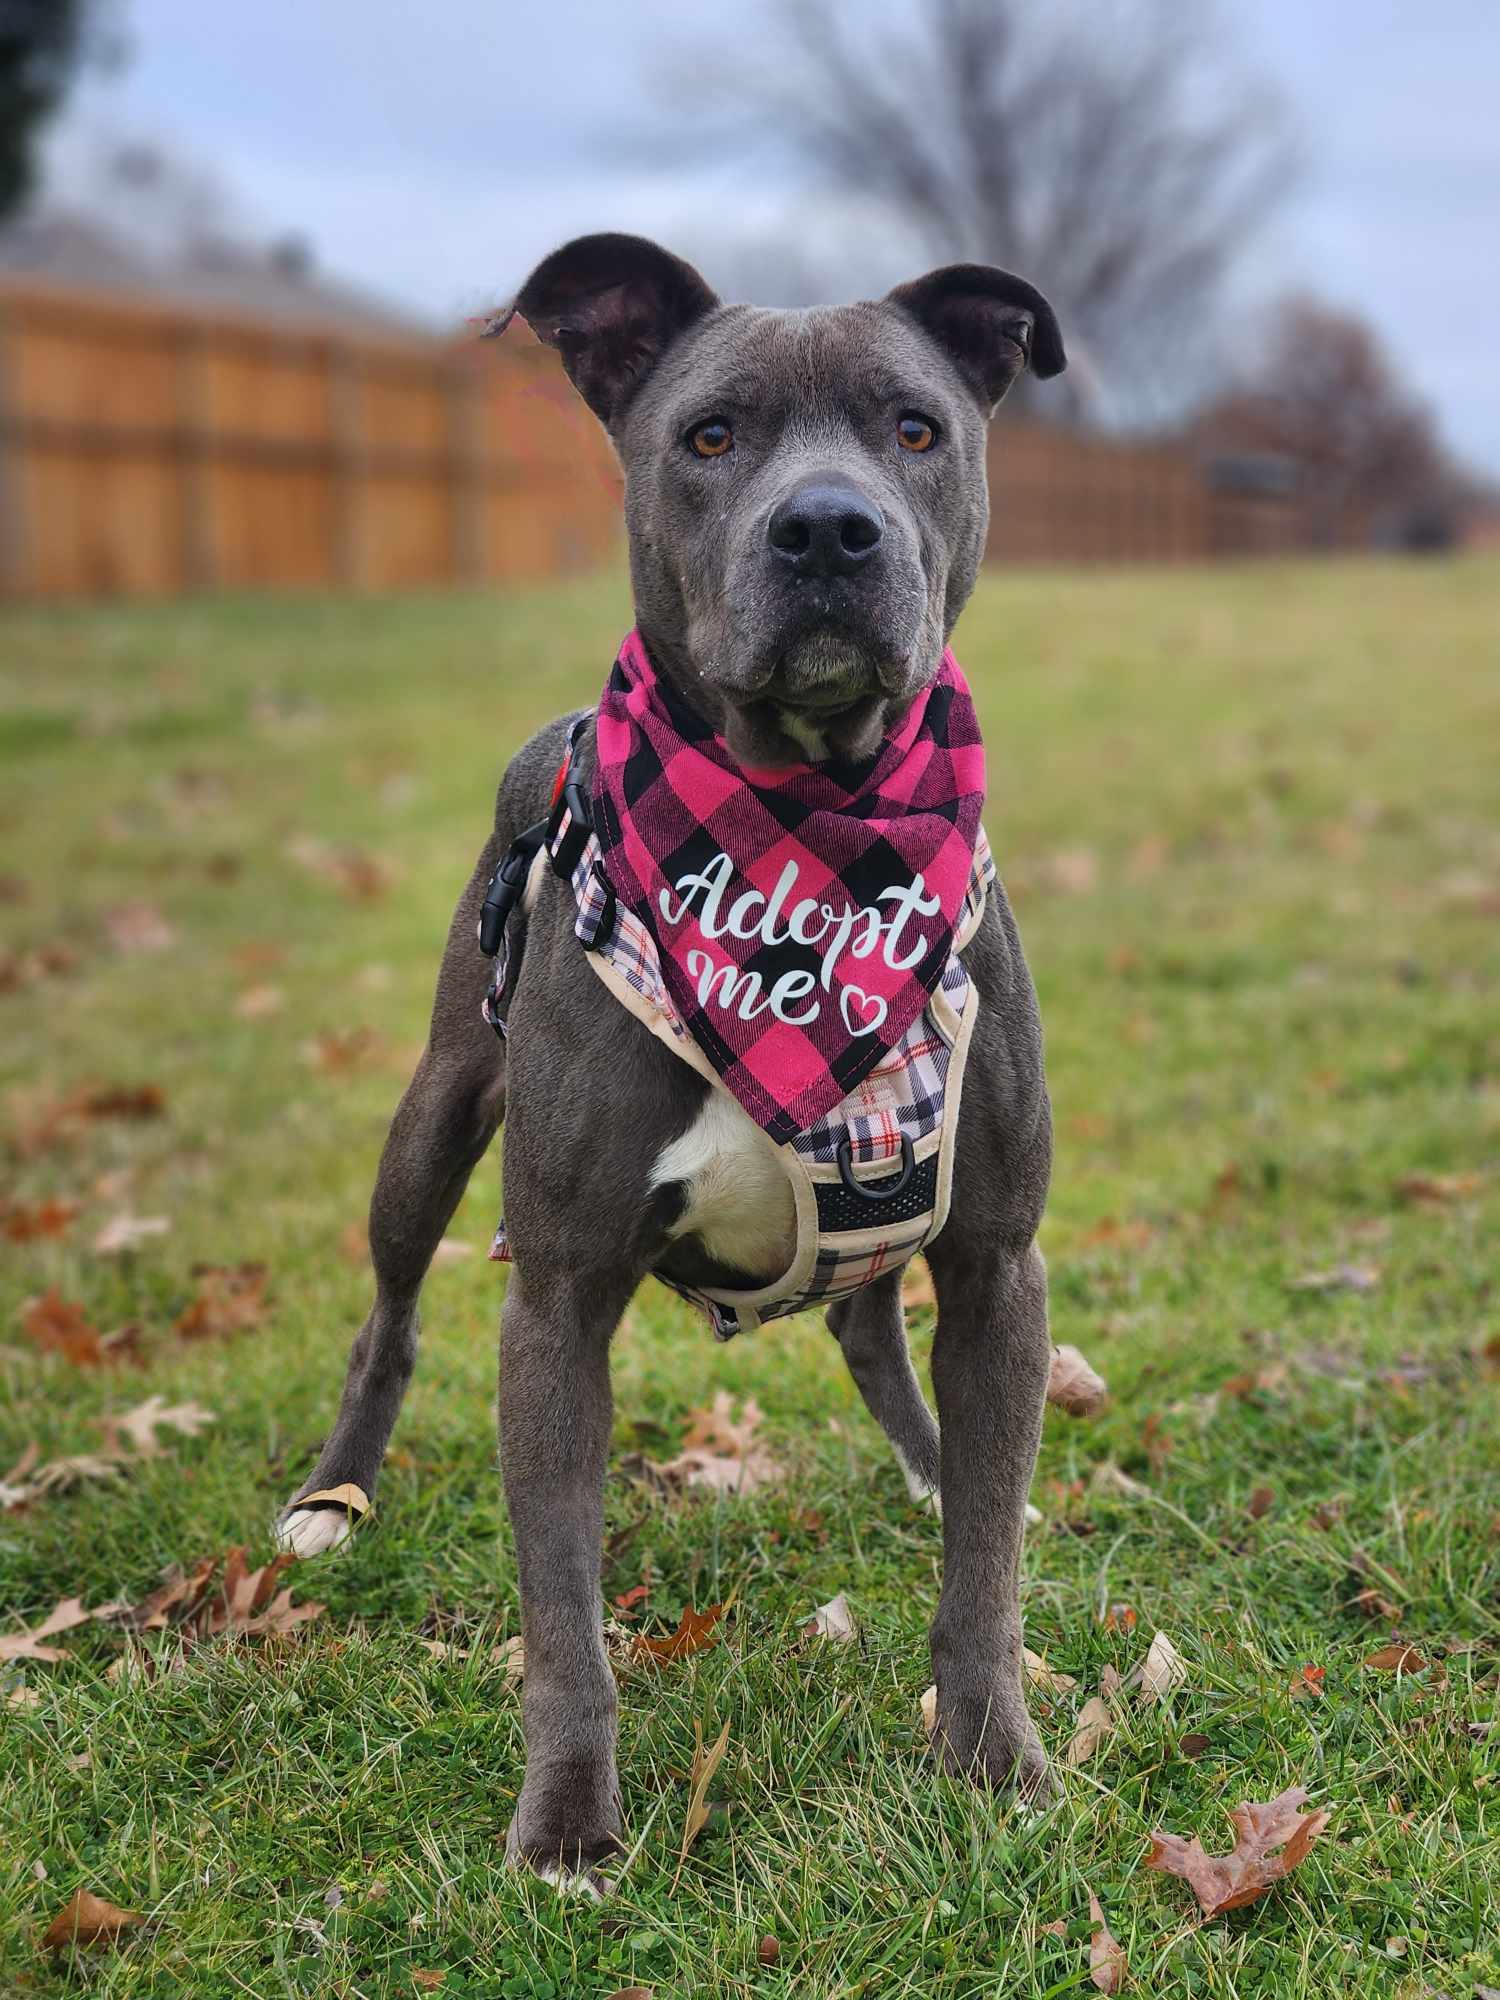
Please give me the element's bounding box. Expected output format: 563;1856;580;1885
625;0;1299;423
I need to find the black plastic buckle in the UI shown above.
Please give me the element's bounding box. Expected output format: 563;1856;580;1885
548;777;593;882
836;1134;916;1203
478;821;547;957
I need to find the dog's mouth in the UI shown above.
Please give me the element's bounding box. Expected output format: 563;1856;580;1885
761;624;893;712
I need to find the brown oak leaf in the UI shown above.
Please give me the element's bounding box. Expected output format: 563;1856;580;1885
3;1198;79;1242
0;1597;93;1664
174;1264;269;1340
1146;1785;1330;1916
19;1290;107;1367
42;1889;145;1949
633;1603;724;1664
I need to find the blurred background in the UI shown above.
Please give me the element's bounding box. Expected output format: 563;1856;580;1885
0;0;1496;596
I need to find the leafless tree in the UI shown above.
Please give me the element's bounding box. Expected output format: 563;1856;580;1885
633;0;1297;422
1200;297;1460;547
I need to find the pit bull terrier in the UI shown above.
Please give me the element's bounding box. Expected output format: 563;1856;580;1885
277;232;1067;1891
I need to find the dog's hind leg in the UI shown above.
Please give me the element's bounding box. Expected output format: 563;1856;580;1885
828;1272;942;1511
276;832;508;1555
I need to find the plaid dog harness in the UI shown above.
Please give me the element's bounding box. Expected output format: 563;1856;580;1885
481;633;994;1338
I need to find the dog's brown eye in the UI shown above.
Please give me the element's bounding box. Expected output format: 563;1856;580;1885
689;421;733;458
896;415;937;452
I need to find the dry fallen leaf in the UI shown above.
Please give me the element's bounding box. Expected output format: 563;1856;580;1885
1179;1732;1211;1760
805;1592;857;1643
1087;1889;1127;1994
673;1716;730;1884
1065;1694;1116;1767
1138;1632;1188;1704
411;1971;445;1991
92;1214;170;1256
3;1198;79;1242
1289;1663;1326;1700
1247;1485;1275;1520
96;1549;322;1645
96;1396;216;1459
1;1442;41;1509
1146;1786;1329;1917
627;1394;784;1496
174;1264;269;1340
42;1889;145;1950
1047;1345;1108;1416
1365;1644;1428;1675
1023;1647;1078;1694
0;1597;93;1664
19;1290;110;1368
633;1603;724;1664
28;1452;127;1498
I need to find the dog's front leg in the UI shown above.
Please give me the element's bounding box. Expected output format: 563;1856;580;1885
499;1263;629;1893
926;1233;1053;1800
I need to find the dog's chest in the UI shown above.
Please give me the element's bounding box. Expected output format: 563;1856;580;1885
650;1090;796;1279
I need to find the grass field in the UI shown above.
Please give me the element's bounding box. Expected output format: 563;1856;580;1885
2;557;1497;1999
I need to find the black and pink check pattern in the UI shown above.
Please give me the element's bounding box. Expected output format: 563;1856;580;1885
591;630;986;1144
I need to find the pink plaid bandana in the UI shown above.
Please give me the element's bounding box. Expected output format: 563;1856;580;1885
591;630;986;1143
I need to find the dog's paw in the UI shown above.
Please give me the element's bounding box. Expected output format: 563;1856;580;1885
274;1506;354;1558
504;1816;617;1900
931;1694;1057;1804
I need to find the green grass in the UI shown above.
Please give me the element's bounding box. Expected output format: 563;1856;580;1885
1;558;1497;1998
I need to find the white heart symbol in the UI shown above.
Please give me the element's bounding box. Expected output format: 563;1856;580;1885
840;984;888;1037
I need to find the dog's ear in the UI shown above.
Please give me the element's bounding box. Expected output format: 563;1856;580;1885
886;264;1065;411
488;233;719;426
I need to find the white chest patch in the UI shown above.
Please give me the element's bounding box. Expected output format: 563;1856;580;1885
649;1089;796;1280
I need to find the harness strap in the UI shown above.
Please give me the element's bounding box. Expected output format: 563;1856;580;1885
478;717;594;959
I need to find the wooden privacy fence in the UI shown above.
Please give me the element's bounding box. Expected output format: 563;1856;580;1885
0;277;1349;600
0;279;623;598
986;420;1332;565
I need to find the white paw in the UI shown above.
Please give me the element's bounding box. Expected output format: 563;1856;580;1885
275;1507;354;1558
533;1858;607;1900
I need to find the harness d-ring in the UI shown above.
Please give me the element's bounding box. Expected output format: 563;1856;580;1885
836;1133;916;1202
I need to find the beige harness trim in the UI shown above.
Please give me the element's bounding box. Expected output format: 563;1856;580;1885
295;1483;371;1517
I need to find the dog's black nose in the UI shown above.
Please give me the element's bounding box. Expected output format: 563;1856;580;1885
767;481;884;578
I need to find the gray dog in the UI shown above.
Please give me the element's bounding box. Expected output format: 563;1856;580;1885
277;233;1066;1891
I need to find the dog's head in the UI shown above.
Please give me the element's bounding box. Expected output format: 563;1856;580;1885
497;233;1064;765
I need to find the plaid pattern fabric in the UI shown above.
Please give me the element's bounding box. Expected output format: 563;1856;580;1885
487;796;991;1342
592;630;986;1145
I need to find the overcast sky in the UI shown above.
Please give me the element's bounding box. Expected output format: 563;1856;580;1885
44;0;1500;474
